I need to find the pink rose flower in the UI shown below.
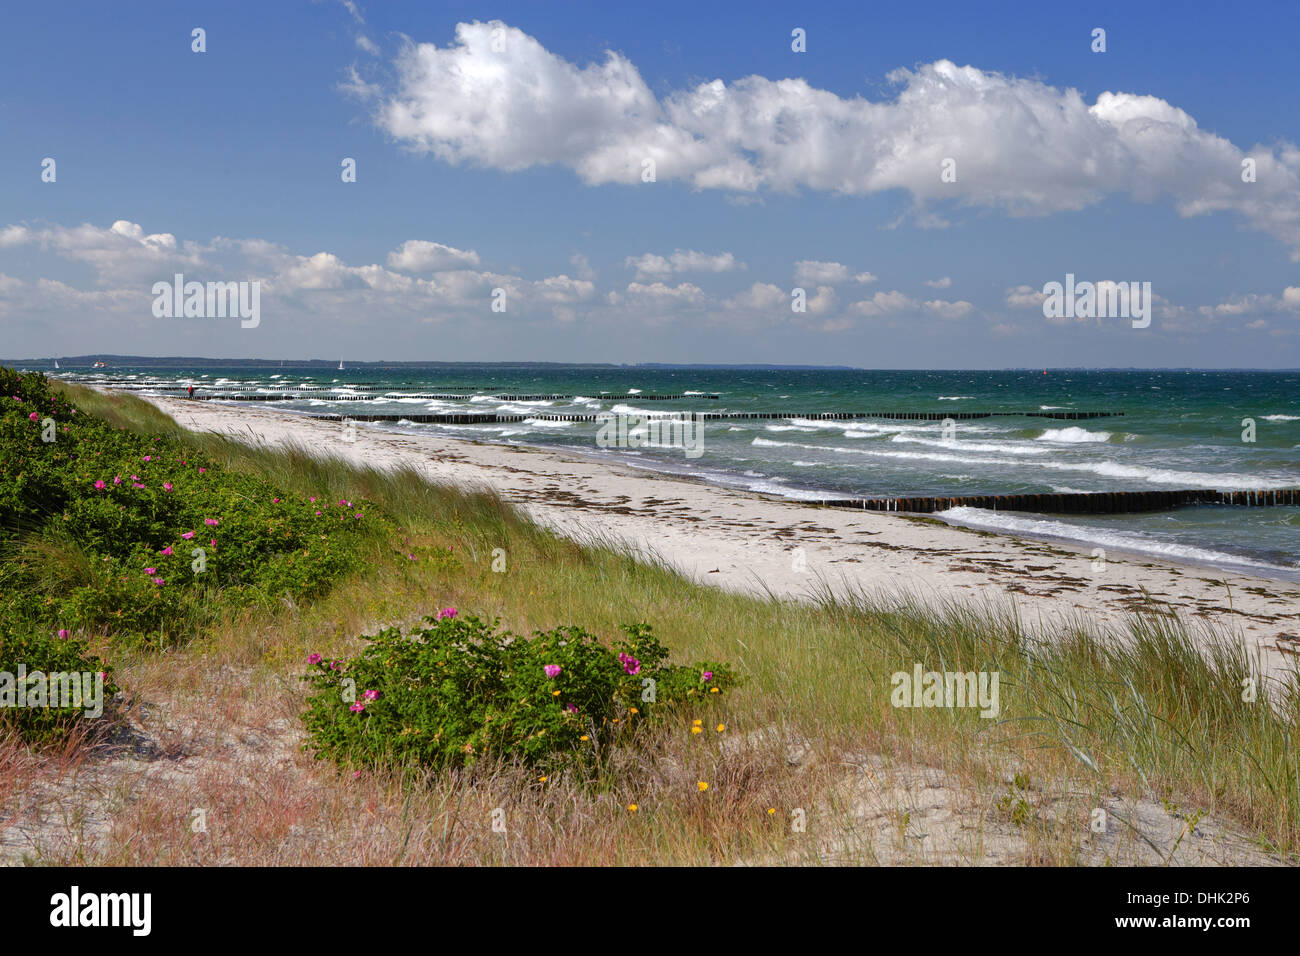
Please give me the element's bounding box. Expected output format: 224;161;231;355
94;480;106;490
181;531;194;540
57;629;70;639
28;412;38;421
544;664;561;678
307;653;322;665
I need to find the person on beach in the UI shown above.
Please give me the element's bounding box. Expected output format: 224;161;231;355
187;384;195;399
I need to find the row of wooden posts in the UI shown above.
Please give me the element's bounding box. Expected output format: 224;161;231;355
811;489;1300;514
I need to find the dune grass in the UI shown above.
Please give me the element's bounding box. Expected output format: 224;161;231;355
4;381;1297;865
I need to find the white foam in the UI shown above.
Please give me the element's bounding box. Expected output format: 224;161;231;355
890;434;1051;455
750;437;1291;489
788;418;996;437
1036;427;1112;443
938;507;1296;573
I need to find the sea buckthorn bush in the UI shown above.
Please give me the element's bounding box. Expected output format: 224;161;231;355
300;613;736;773
0;367;395;647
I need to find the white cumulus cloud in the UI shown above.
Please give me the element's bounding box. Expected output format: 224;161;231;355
358;22;1300;258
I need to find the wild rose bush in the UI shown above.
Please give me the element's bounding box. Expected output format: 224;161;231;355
0;368;395;646
300;614;736;773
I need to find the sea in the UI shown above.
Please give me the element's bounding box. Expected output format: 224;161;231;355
51;365;1300;582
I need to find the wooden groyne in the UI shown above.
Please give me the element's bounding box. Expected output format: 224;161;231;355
812;489;1300;515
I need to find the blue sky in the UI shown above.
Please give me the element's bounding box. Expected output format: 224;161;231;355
2;0;1299;366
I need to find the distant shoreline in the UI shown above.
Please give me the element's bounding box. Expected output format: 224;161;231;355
15;359;1300;372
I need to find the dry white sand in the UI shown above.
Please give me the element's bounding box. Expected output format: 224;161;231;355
143;395;1300;682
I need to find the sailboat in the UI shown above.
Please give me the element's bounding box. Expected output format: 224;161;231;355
338;359;344;371
54;359;59;369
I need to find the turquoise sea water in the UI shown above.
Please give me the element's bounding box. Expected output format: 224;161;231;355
54;366;1300;581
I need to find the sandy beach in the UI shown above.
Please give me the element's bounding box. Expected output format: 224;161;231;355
140;394;1300;682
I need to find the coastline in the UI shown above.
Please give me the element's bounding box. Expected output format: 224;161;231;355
137;393;1300;681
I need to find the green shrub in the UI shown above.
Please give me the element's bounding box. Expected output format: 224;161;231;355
0;367;397;647
300;613;736;773
0;627;118;747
